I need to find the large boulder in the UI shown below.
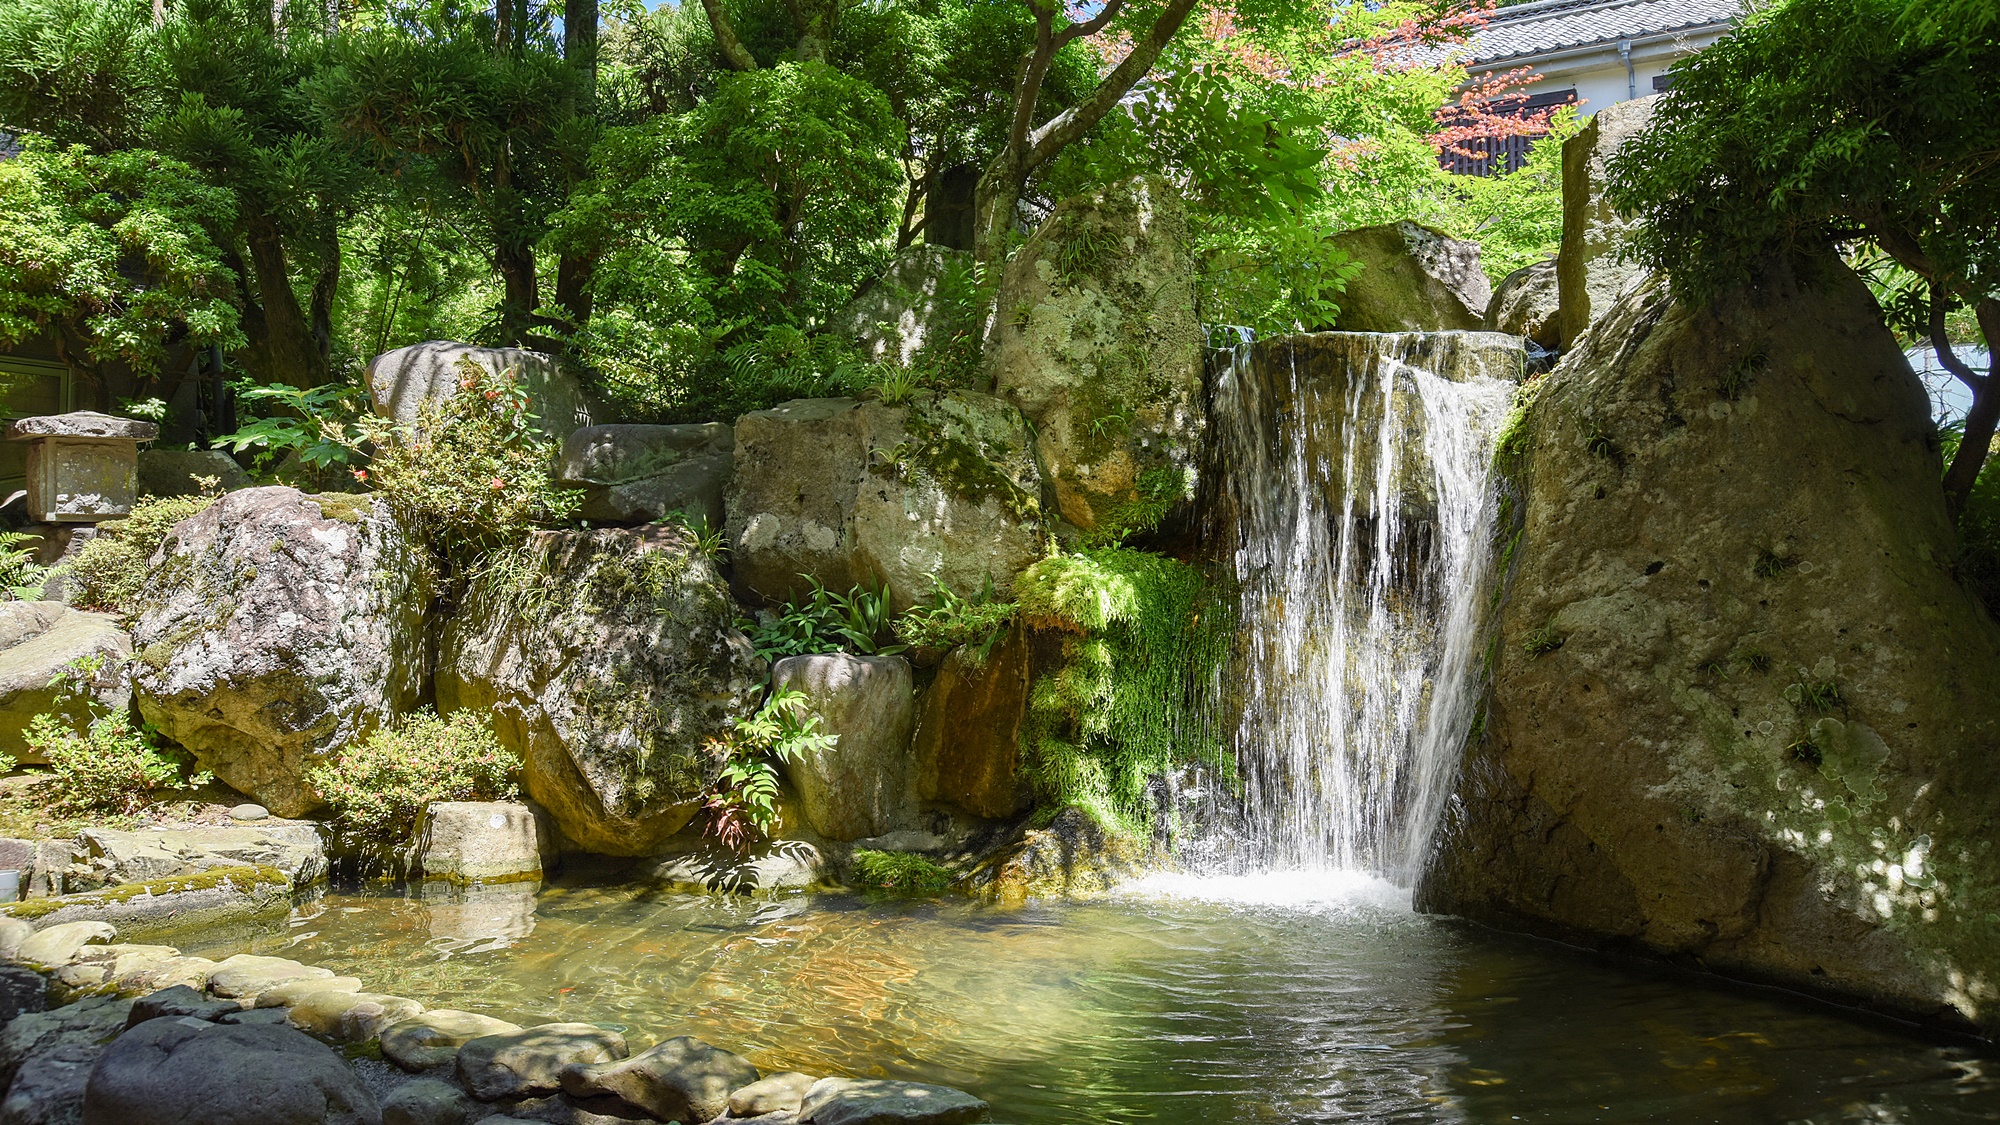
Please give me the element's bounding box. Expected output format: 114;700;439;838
367;342;602;438
1328;221;1490;334
0;1040;100;1125
455;1024;626;1101
1554;94;1660;348
911;629;1032;819
128;488;432;817
726;392;1043;611
773;654;917;841
985;176;1204;538
380;1011;523;1073
80;1019;380;1125
830;245;976;368
0;996;130;1091
556;424;733;529
0;603;131;763
1485;258;1560;350
1417;260;2000;1035
436;525;764;856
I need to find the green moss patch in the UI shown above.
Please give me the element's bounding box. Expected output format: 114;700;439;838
1;864;289;921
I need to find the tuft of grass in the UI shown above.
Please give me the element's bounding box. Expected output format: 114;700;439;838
1736;647;1773;674
852;849;953;894
1785;673;1843;715
1521;621;1565;657
1753;549;1799;579
1786;732;1823;767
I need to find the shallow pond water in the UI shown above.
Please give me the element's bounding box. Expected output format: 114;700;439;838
193;868;2000;1124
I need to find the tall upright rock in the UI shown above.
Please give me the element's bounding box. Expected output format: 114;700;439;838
1554;95;1660;349
1418;258;2000;1035
1329;222;1491;334
985;176;1204;539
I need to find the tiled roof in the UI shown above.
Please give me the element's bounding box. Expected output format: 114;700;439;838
1469;0;1745;65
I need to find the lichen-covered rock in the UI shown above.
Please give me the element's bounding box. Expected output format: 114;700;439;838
69;824;326;892
0;1040;100;1125
0;603;131;763
556;423;733;529
911;629;1032;820
1418;260;2000;1035
1554;94;1659;348
436;526;763;856
0;995;132;1092
368;341;602;438
414;802;555;885
129;488;432;817
1485;258;1560;350
985;176;1203;537
726;393;1042;610
1328;221;1490;334
772;654;917;841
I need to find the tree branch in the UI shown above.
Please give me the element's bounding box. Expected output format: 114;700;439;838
1025;0;1200;171
1053;0;1126;48
1007;3;1057;155
1930;291;1986;392
699;0;759;71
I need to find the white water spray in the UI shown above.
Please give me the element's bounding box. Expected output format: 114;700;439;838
1196;331;1518;890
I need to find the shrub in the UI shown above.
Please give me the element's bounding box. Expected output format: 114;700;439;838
851;849;953;894
365;359;578;560
305;709;520;851
62;494;218;614
1012;547;1231;830
23;710;201;816
0;531;47;600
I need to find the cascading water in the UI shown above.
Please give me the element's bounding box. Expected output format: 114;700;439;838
1201;330;1520;885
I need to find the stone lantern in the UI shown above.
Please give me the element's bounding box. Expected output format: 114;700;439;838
5;411;160;524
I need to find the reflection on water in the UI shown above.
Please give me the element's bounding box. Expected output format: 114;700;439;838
191;870;2000;1124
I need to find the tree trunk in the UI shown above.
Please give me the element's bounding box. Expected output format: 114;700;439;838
555;0;599;329
309;232;339;367
972;152;1025;269
244;217;327;389
496;241;540;346
1942;297;2000;520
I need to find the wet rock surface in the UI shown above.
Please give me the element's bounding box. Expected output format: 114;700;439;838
456;1024;627;1101
797;1078;989;1125
81;1019;380;1125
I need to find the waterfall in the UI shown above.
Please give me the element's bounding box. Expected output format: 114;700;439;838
1207;331;1520;885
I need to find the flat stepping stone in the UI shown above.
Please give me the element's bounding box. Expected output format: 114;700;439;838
798;1077;990;1125
731;1071;819;1117
560;1035;758;1122
228;804;270;822
255;975;363;1008
456;1023;625;1100
15;921;115;968
285;991;424;1045
204;954;332;998
381;1009;522;1072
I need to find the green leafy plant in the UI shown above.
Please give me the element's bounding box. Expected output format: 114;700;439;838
304;709;520;853
1012;547;1231;830
23;655;206;816
869;364;921;406
215;380;374;473
701;689;837;851
0;531;47;600
1521;621;1565;658
894;575;1016;663
851;849;953;894
741;576;907;661
1786;674;1844;715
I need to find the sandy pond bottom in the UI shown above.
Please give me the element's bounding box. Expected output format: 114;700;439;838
186;866;2000;1125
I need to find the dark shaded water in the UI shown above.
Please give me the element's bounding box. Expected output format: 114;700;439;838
194;870;2000;1124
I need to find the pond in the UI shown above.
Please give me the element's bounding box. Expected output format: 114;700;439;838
191;867;2000;1124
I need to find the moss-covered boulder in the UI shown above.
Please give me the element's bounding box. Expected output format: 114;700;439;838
1418;259;2000;1034
1328;221;1491;334
985;176;1203;539
436;526;765;855
129;488;431;818
726;392;1043;611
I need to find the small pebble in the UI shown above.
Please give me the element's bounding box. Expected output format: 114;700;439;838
229;804;270;822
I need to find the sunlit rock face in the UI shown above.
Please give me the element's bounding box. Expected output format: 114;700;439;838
1418;258;2000;1034
985;175;1204;538
436;525;764;855
725;393;1043;612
